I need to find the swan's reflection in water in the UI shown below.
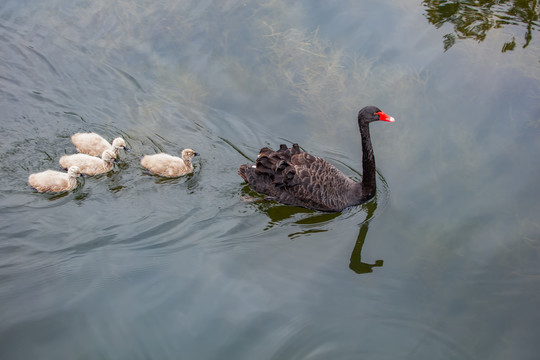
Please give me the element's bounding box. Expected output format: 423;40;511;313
348;200;383;274
242;185;384;274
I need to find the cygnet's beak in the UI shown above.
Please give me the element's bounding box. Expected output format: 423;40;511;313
194;152;200;156
124;146;130;152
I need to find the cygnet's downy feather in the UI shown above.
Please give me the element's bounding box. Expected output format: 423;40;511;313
59;150;117;175
28;166;81;193
141;148;199;177
71;133;129;157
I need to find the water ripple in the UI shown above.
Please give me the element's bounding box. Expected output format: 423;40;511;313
268;316;474;360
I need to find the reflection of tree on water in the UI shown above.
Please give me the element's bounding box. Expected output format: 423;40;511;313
423;0;540;52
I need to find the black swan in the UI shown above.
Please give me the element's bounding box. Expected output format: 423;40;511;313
238;106;394;212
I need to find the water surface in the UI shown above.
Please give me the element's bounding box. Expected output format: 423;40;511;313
1;0;539;359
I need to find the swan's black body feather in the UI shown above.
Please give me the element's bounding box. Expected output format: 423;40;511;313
239;144;360;212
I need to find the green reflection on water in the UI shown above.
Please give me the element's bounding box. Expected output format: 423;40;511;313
423;0;540;52
349;199;384;274
241;183;384;274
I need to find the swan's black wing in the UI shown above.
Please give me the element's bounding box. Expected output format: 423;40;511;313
238;144;358;212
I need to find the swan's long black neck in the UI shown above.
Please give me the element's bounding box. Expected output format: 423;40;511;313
358;121;376;202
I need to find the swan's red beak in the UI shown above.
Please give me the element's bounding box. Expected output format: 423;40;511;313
376;111;395;122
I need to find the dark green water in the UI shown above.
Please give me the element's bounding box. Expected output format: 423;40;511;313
1;0;539;359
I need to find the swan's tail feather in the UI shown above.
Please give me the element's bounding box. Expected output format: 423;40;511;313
255;147;297;187
238;144;303;190
238;164;253;183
